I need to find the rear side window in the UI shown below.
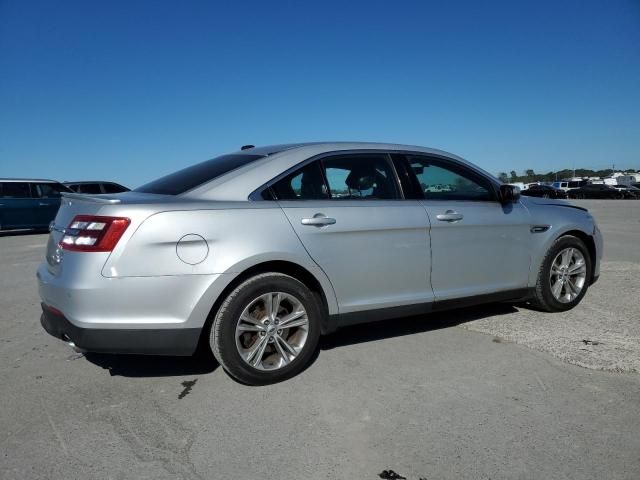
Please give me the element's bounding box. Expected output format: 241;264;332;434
322;154;399;200
103;183;127;193
271;162;329;200
77;183;102;194
0;182;32;198
136;154;264;195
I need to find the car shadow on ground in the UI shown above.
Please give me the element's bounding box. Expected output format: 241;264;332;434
83;303;518;379
84;348;219;378
320;303;517;350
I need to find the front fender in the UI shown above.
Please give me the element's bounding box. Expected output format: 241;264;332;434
524;201;598;287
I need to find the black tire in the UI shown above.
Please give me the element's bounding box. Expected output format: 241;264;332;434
530;235;592;312
542;193;550;199
209;273;322;385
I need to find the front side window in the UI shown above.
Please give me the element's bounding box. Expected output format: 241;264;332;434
322;154;399;200
406;156;495;201
0;182;32;198
271;161;329;200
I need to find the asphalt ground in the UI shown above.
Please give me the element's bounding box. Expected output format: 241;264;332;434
462;199;640;373
1;199;639;480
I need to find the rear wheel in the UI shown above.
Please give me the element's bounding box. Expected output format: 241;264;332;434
531;235;592;312
542;193;550;199
209;273;321;385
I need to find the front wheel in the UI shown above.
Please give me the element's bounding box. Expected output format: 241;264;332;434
531;235;592;312
209;273;322;385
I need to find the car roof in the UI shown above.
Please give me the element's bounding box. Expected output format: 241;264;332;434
63;181;122;185
0;178;59;183
229;141;465;158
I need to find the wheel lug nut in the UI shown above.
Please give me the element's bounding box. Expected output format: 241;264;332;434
264;320;270;326
277;329;282;335
259;332;265;336
274;320;279;325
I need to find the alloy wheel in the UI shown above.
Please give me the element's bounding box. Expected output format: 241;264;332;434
549;247;587;303
234;292;309;371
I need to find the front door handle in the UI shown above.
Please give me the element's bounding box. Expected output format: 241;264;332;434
39;202;49;206
436;210;464;222
301;214;336;227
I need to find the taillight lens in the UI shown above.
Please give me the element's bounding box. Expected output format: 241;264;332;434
59;215;130;252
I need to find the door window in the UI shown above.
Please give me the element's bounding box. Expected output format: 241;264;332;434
0;182;32;198
102;183;127;193
322;154;399;200
405;156;495;201
35;183;64;198
271;161;329;200
77;183;102;194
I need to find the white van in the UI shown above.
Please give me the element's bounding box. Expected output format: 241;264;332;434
552;180;584;192
617;175;640;186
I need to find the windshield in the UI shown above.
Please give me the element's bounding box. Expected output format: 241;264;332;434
135;153;264;195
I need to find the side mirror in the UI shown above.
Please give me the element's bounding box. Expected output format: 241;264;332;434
499;184;521;203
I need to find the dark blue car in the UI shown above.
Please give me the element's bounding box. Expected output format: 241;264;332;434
0;179;72;231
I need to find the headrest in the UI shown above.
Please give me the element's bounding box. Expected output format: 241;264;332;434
345;168;375;190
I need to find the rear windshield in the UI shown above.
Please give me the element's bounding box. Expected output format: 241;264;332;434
135;154;264;195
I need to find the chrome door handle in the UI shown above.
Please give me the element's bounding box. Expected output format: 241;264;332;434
301;214;336;227
436;210;464;222
39;202;49;206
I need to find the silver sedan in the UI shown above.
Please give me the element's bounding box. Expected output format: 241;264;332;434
37;142;603;384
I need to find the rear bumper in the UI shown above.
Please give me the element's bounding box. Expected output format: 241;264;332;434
40;303;201;355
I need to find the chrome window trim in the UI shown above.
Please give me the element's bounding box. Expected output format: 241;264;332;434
248;149;499;202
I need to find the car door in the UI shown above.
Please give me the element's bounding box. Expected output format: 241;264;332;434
401;154;531;301
272;153;433;315
0;182;36;229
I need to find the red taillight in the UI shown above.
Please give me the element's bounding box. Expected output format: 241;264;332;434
59;215;130;252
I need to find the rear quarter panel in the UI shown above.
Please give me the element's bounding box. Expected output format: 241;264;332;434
100;204;339;317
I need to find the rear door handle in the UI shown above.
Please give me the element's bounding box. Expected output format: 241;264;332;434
301;214;336;227
436;210;464;222
39;202;49;206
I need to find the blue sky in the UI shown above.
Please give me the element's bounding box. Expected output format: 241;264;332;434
1;0;639;187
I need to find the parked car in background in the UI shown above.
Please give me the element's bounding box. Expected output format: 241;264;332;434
1;179;72;231
38;142;602;385
567;183;636;199
552;180;586;192
521;184;567;199
612;185;640;196
63;181;129;194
